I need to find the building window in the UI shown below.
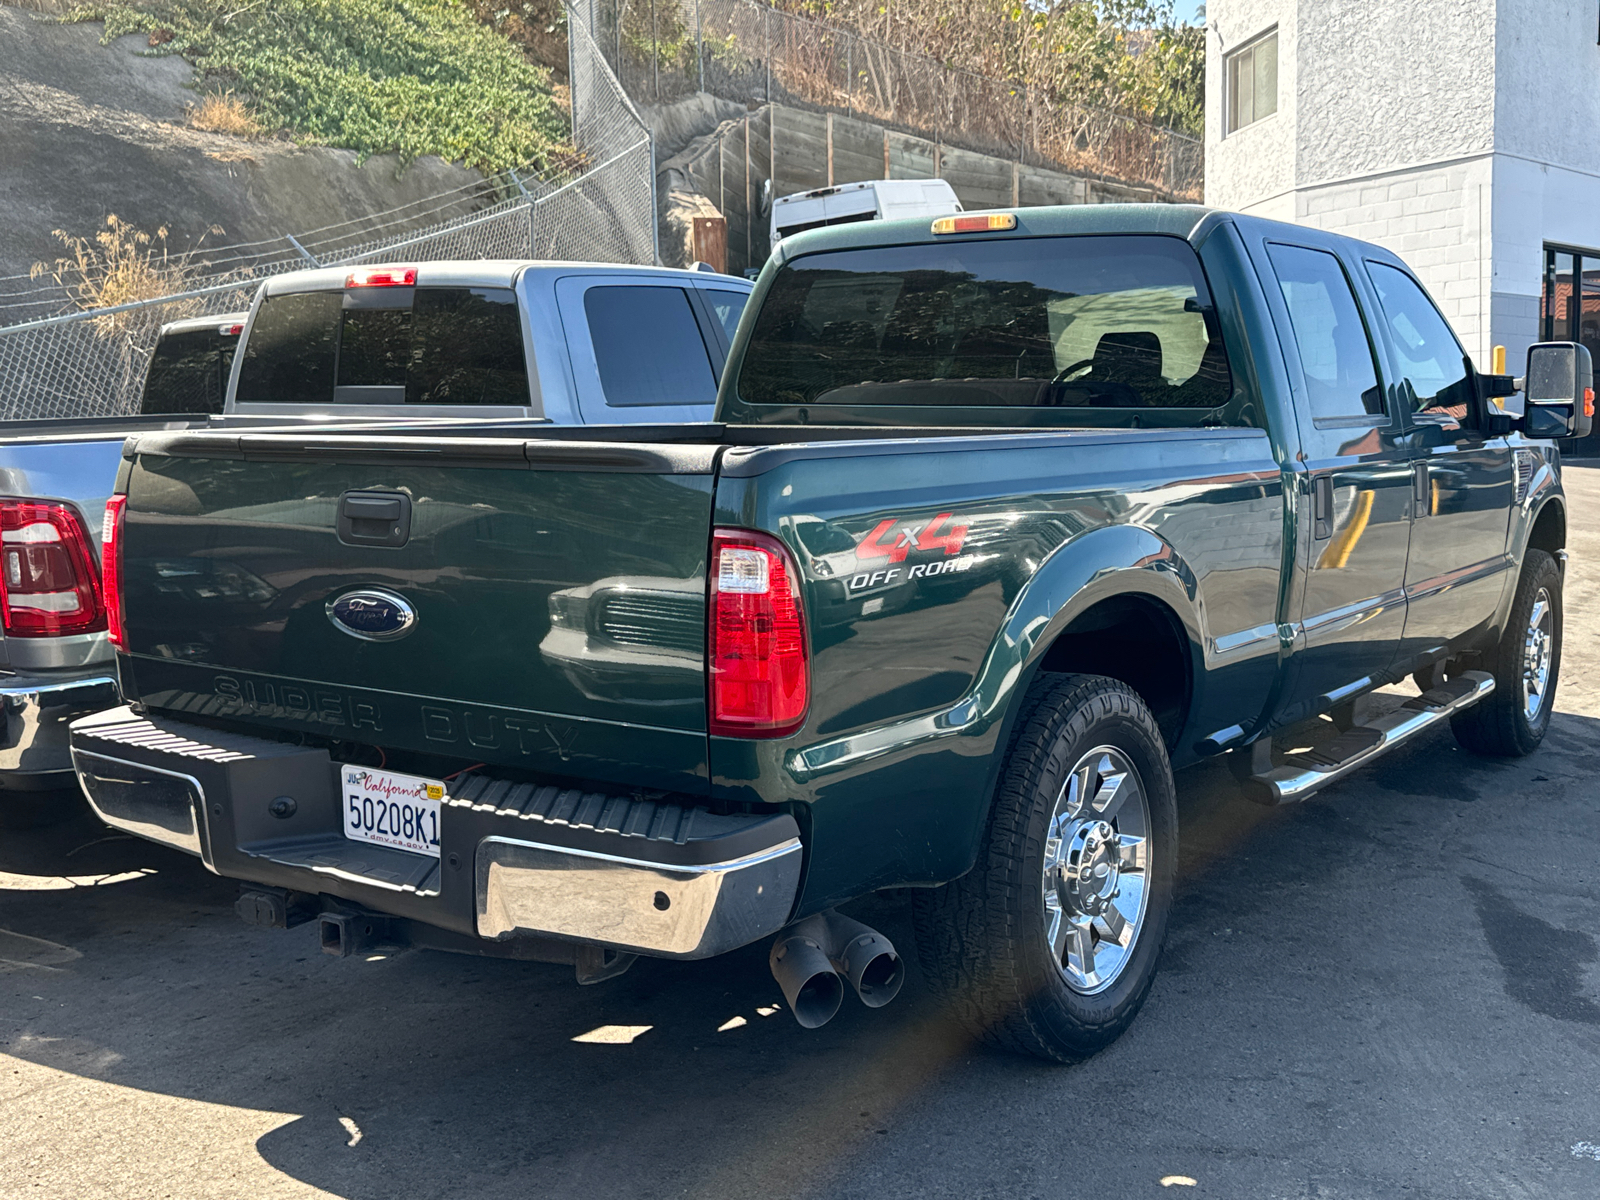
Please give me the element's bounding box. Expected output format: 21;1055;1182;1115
1225;31;1278;134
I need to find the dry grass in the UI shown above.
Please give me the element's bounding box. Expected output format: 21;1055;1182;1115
29;215;222;334
186;92;264;139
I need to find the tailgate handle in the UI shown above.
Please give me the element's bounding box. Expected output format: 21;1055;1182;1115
337;490;411;548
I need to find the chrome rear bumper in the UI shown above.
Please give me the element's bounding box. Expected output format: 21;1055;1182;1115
70;706;802;959
0;669;118;784
477;834;801;958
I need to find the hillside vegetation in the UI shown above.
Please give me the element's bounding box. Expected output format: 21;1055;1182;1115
64;0;574;173
776;0;1204;135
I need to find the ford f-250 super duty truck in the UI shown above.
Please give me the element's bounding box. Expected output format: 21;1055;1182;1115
70;205;1588;1062
0;261;748;825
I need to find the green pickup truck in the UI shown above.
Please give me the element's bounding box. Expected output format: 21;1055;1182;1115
70;205;1591;1062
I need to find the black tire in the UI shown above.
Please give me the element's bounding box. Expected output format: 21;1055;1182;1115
1451;548;1562;757
911;673;1178;1063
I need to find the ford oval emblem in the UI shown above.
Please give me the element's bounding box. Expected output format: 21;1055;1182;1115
326;589;417;642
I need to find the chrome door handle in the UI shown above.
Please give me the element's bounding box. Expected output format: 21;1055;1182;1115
1413;462;1430;513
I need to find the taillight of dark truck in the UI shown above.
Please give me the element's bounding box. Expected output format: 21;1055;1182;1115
100;494;127;648
0;499;107;638
708;528;809;737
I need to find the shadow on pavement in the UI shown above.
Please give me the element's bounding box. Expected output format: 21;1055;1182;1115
3;713;1600;1198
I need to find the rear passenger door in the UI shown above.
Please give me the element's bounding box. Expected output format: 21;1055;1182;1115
555;276;729;423
1362;260;1514;660
1260;241;1415;714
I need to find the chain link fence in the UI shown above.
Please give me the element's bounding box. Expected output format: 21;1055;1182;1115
586;0;1202;200
0;4;652;421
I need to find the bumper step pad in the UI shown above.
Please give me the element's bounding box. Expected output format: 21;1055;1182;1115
449;773;786;863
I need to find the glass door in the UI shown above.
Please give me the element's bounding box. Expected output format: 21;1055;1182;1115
1541;245;1600;456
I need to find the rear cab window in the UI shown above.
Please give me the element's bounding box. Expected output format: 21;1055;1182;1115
583;285;719;407
733;234;1235;424
140;326;238;415
234;285;528;408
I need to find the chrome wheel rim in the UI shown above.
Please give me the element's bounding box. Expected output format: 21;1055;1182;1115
1041;745;1152;995
1523;588;1554;722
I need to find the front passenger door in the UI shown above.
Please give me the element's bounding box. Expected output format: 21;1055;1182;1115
1363;261;1514;663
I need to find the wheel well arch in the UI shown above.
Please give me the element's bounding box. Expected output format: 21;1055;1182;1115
1528;498;1566;558
1032;592;1194;747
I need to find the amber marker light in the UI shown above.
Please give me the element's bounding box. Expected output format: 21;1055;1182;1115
931;213;1018;235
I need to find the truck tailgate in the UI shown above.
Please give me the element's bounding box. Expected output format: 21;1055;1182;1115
118;432;719;793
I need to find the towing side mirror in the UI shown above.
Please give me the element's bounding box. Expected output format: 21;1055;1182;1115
1523;342;1594;440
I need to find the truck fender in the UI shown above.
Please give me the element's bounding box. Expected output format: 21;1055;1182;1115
788;523;1203;775
784;525;1202;887
963;523;1202;820
1496;473;1564;640
1004;523;1202;686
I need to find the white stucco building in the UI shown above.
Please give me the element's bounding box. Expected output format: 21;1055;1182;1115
1204;0;1600;375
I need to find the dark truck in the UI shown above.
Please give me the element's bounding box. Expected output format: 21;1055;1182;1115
70;206;1589;1062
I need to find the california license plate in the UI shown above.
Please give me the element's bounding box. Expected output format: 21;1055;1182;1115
340;766;444;858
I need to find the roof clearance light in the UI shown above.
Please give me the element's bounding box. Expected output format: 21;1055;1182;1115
346;267;417;289
932;213;1018;235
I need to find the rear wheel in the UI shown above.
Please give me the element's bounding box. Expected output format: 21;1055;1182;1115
912;673;1177;1063
1451;548;1562;757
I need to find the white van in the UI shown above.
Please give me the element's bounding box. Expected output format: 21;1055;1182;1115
770;179;962;249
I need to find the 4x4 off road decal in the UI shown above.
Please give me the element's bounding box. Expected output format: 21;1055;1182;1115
849;512;977;593
857;513;970;563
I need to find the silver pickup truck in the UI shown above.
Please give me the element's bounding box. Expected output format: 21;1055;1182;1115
0;260;750;824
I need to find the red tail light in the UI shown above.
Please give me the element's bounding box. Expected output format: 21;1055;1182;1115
708;529;809;737
0;500;106;638
101;496;127;649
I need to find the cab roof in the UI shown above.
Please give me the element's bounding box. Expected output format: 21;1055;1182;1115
768;201;1415;276
261;260;749;296
771;203;1218;263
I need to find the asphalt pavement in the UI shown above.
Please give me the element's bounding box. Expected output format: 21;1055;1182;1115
4;470;1600;1200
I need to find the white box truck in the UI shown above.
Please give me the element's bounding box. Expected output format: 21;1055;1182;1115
769;179;961;249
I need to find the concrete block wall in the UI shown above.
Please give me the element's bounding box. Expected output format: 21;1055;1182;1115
1296;158;1494;367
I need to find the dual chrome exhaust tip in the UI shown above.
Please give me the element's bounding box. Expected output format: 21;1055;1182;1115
768;910;905;1029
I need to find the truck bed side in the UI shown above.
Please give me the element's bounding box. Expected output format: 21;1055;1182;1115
711;425;1283;907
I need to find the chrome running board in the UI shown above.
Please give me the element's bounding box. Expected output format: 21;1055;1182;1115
1245;671;1495;805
